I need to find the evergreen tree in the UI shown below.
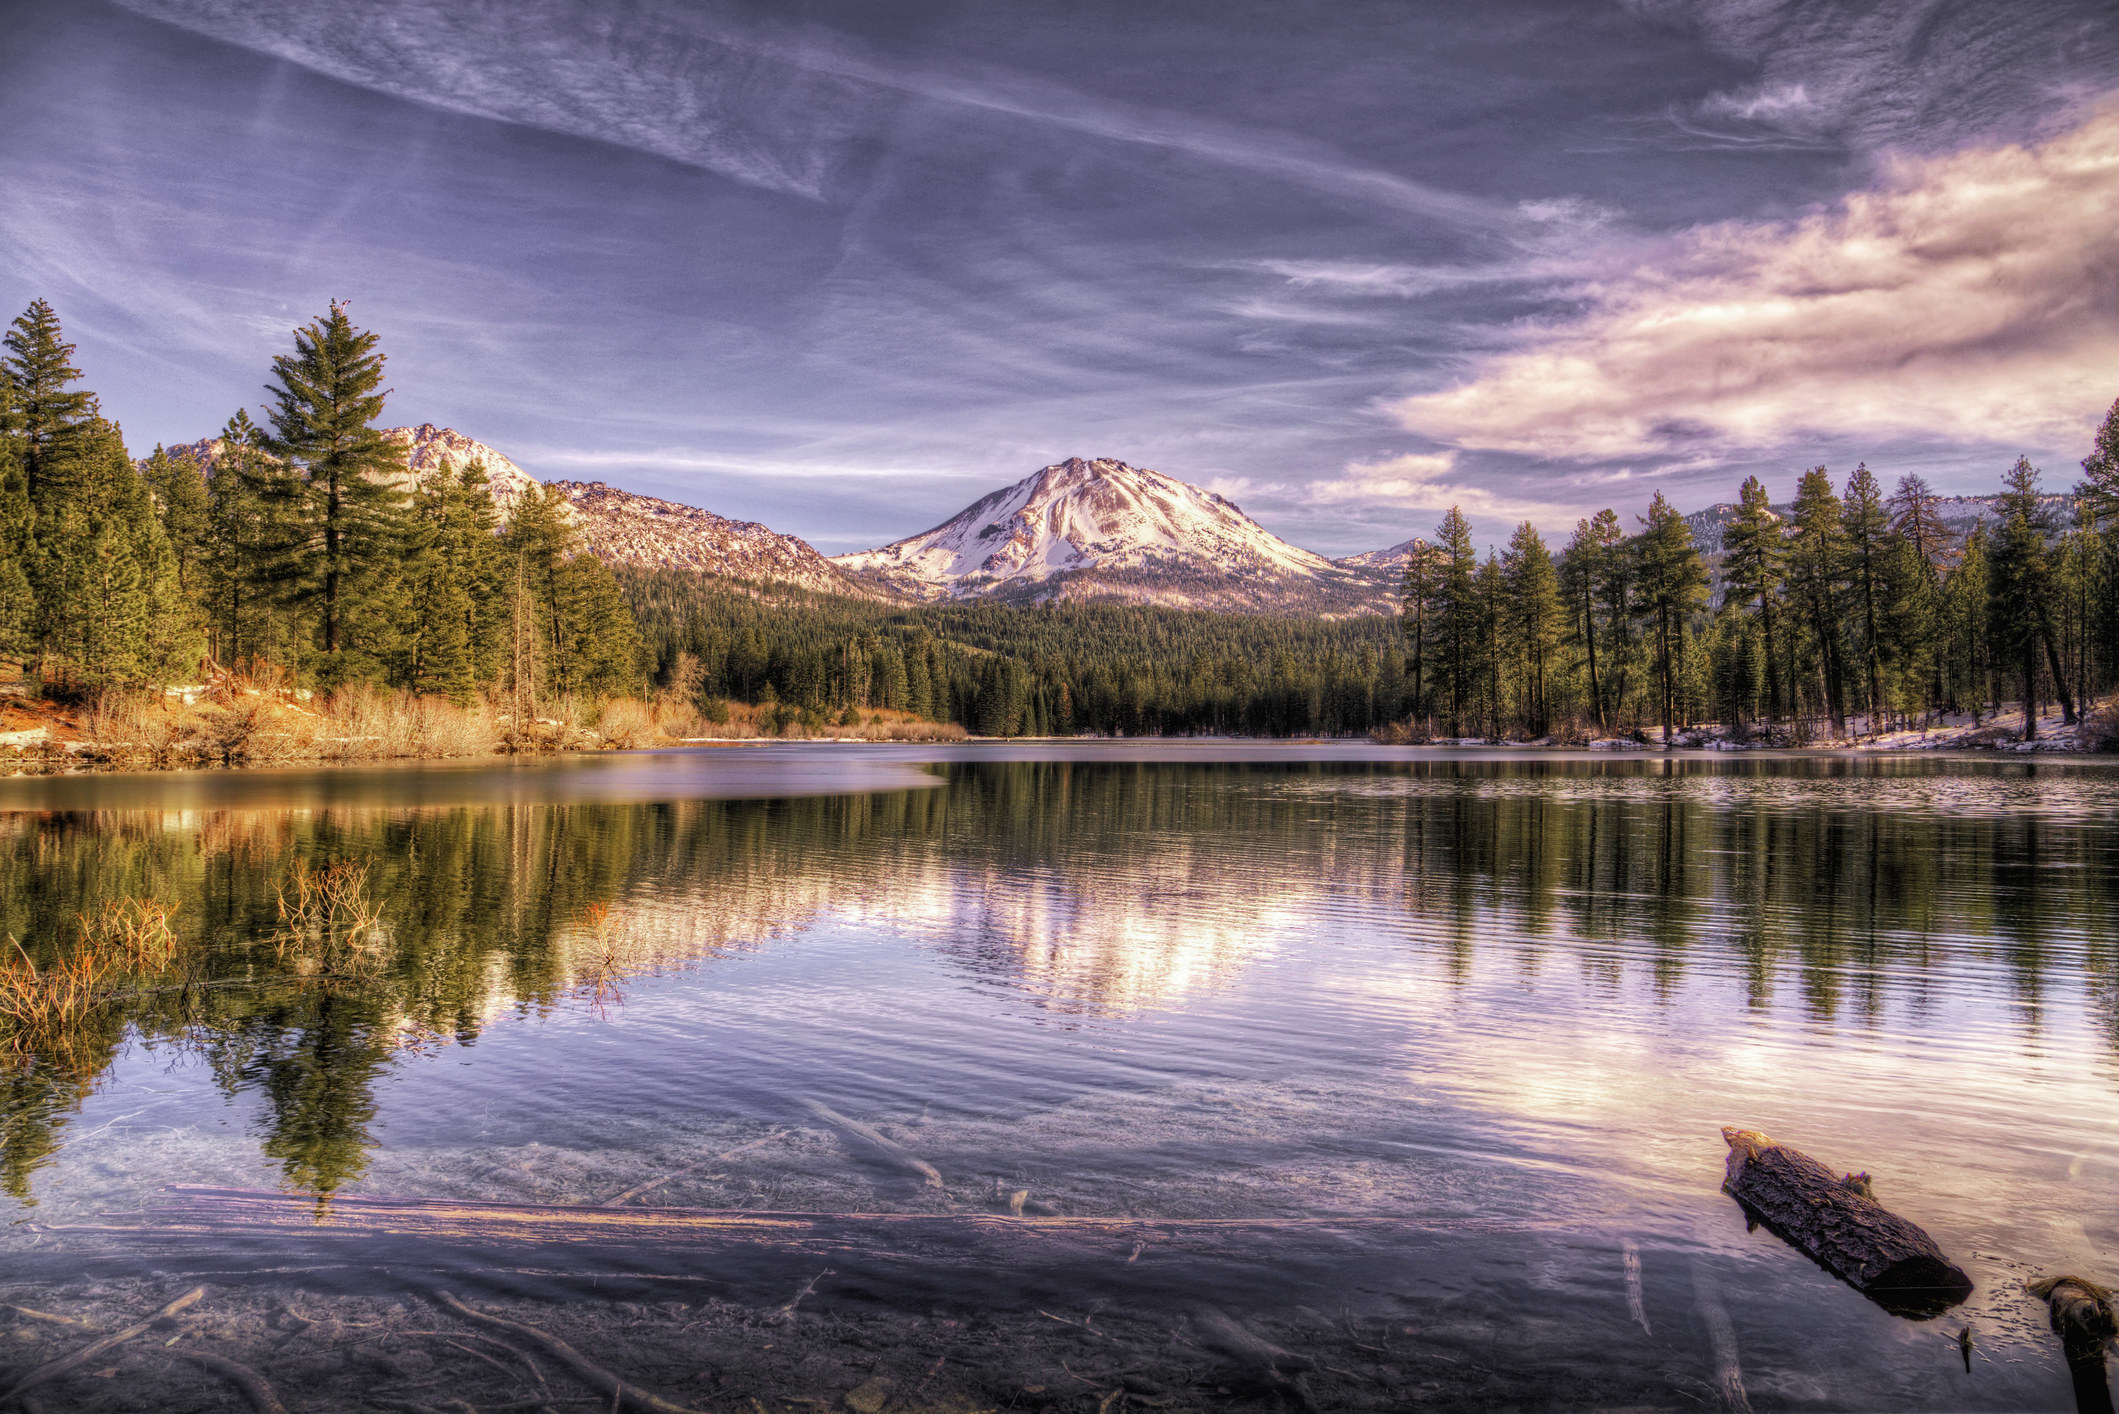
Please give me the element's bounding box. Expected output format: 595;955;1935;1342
1988;457;2075;736
2;300;98;505
203;410;287;673
260;303;408;683
1398;540;1442;731
142;446;211;601
1560;511;1621;732
2081;396;2119;530
1721;475;1784;721
397;462;503;704
0;379;33;665
1501;522;1559;735
1633;491;1707;746
1787;468;1850;735
1431;507;1479;736
1888;474;1954;719
1841;463;1889;732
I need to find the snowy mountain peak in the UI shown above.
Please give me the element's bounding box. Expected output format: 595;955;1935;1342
831;456;1344;605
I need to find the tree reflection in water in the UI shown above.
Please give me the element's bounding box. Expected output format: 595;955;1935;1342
0;757;2113;1204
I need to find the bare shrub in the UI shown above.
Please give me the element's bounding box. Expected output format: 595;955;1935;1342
595;697;659;749
313;687;498;760
77;898;180;972
272;860;389;972
0;936;113;1046
2078;701;2119;753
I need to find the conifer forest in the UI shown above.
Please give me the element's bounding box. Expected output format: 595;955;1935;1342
5;296;2117;745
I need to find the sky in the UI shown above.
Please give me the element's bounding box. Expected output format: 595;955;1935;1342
2;0;2116;556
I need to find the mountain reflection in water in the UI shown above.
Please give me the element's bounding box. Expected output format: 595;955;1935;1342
1;754;2113;1211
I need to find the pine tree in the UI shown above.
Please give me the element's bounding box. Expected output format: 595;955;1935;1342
1398;540;1442;731
142;446;211;600
204;410;285;672
2;300;98;506
397;461;502;704
1634;491;1707;746
1502;522;1560;735
1787;468;1850;736
1841;463;1889;733
260;303;408;683
1721;476;1784;722
1988;457;2075;736
1560;512;1621;732
0;378;33;665
1888;474;1954;719
2081;396;2119;530
1431;507;1478;737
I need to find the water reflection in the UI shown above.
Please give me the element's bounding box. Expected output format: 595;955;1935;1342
1;757;2114;1205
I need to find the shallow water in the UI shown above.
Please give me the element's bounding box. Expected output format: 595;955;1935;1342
2;745;2116;1412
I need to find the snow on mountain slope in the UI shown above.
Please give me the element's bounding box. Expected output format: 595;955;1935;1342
833;457;1397;613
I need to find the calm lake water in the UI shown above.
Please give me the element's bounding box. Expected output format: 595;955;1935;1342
1;745;2115;1412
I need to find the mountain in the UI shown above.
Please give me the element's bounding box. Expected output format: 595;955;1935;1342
831;457;1399;614
386;424;553;522
161;424;873;599
1683;491;2079;559
1333;537;1425;574
548;480;874;597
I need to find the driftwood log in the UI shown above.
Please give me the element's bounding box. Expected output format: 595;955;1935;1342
2029;1276;2115;1414
1721;1128;1971;1317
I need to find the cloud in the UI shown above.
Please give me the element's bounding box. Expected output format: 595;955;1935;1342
1627;0;2119;154
1700;81;1814;123
108;0;1511;227
1394;105;2119;460
1218;452;1574;532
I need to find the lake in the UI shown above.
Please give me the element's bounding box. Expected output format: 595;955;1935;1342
1;745;2114;1413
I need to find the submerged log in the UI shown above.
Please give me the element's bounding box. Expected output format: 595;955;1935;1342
1720;1128;1971;1318
42;1186;1449;1311
2028;1276;2115;1414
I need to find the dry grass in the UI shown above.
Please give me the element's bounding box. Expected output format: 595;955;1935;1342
58;680;968;771
678;701;967;742
1;898;182;1059
312;686;501;761
0;938;112;1043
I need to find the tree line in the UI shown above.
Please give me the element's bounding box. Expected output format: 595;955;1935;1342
0;299;640;706
625;568;1413;737
1398;410;2119;743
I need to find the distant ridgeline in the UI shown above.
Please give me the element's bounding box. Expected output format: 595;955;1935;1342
3;295;2116;741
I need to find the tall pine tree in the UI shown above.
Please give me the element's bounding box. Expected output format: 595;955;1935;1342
260;303;408;685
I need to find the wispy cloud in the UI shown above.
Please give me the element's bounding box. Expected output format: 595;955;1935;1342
109;0;1513;229
1395;105;2119;460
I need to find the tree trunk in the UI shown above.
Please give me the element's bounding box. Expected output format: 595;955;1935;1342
1720;1128;1971;1318
2042;622;2078;725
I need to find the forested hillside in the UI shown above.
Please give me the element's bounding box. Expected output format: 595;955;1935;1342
1389;449;2119;744
623;569;1407;737
0;300;639;710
